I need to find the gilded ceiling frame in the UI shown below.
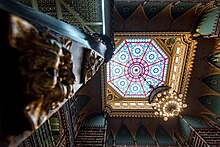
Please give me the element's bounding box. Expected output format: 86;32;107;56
101;32;197;118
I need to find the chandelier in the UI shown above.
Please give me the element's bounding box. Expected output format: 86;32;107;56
149;86;187;121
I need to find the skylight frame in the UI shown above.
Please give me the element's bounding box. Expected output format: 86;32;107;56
102;32;197;118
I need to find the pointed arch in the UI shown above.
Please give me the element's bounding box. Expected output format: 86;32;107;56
155;125;175;145
198;95;220;117
125;5;149;31
115;1;140;20
202;74;220;93
207;52;220;69
75;95;91;116
171;2;196;19
171;4;201;31
107;131;114;146
148;4;173;31
143;3;168;20
135;125;155;145
115;124;134;145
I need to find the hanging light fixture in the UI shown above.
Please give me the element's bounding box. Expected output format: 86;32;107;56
150;87;187;121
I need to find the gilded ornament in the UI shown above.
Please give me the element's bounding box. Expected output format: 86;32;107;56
8;15;76;129
83;49;104;83
102;32;196;118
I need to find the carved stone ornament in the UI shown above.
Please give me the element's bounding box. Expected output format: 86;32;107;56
83;49;104;83
8;15;76;129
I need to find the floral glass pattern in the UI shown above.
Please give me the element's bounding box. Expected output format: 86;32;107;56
107;39;168;98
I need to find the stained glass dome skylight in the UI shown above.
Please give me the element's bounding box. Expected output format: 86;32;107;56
106;39;169;98
103;33;196;117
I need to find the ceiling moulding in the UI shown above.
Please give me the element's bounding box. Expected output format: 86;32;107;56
101;32;197;118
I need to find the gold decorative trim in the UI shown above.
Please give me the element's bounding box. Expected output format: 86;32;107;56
82;48;104;84
102;32;197;118
8;15;76;129
179;34;197;100
114;32;192;38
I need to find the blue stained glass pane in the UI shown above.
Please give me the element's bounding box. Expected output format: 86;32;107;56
107;39;168;98
130;44;146;58
125;82;145;98
112;48;131;64
109;76;129;96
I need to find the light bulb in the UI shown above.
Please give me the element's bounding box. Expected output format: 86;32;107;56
183;104;187;108
164;117;168;121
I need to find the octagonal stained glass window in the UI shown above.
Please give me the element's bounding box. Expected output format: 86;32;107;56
106;39;169;98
